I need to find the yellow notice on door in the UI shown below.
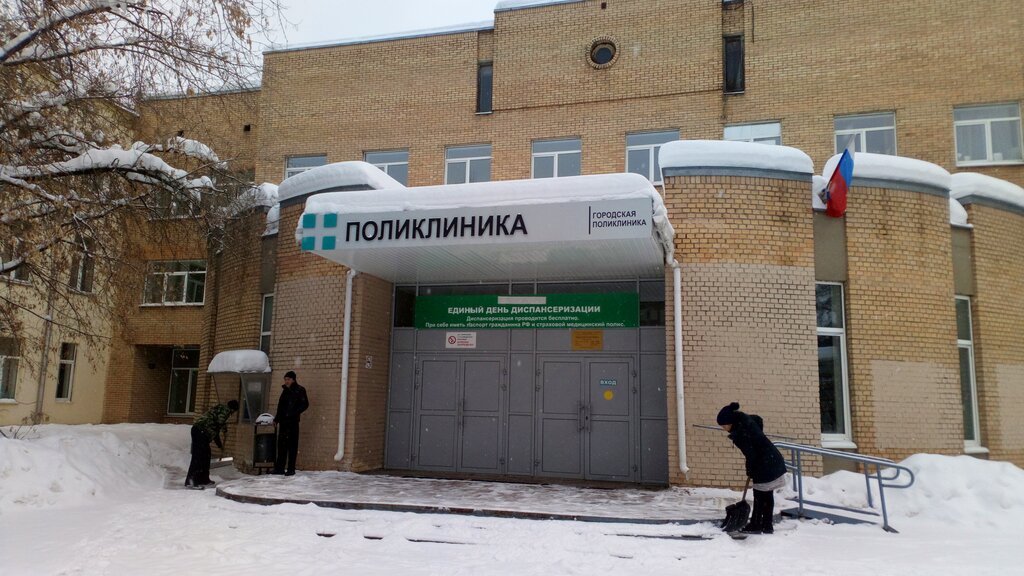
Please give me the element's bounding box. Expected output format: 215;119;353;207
571;330;603;351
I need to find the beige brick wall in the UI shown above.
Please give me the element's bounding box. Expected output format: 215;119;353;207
965;205;1024;466
345;274;394;471
663;174;821;488
844;186;962;459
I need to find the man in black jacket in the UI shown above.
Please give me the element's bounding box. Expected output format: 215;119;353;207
273;370;309;476
718;402;787;534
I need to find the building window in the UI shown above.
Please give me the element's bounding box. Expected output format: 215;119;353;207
55;343;77;402
723;35;744;93
587;38;618;69
284;154;327;179
532;138;582;178
167;347;200;415
0;338;19;401
956;296;981;448
150;189;199;219
365;150;409;185
954;103;1023;166
260;294;274;354
725;122;782;145
477;62;493;114
625;131;677;184
445;145;492;184
1;240;30;283
69;239;95;293
143;260;206;305
816;283;852;444
834;112;896;155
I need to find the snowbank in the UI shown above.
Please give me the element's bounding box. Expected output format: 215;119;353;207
207;350;271;373
823;152;951;192
950;172;1024;211
659;139;815;175
277;161;405;203
0;424;189;512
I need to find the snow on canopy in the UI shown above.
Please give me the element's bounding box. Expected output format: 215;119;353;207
495;0;586;11
949;198;970;227
264;203;281;236
812;175;827;210
277;161;405;203
950;172;1024;211
228;182;278;216
658;140;815;175
823;152;951;192
207;350;271;374
301;172;675;260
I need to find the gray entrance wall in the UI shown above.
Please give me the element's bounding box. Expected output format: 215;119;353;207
386;327;668;483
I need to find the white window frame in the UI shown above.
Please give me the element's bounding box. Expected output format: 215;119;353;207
0;338;20;402
1;240;30;283
724;122;782;145
70;240;95;293
284;154;327;179
956;296;983;451
953;103;1023;166
142;260;206;306
167;347;199;416
834;112;897;155
444;145;492;184
55;343;77;402
626;131;677;184
817;282;853;447
532;138;582;179
259;293;274;354
364;150;409;185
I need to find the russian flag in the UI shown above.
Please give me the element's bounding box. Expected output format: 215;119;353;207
824;149;854;218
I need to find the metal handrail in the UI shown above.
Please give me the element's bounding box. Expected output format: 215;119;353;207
773;441;916;533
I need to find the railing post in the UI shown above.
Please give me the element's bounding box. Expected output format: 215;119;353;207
796;450;805;518
875;465;897;533
864;464;874;508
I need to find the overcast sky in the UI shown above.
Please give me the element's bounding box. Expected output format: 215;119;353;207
269;0;503;48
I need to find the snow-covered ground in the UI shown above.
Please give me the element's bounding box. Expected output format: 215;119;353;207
2;424;1022;575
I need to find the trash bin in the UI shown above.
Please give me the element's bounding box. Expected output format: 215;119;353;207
252;423;276;474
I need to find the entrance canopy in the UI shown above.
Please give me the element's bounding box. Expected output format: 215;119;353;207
296;173;675;283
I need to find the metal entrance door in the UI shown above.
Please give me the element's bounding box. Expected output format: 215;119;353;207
413;355;504;473
536;355;636;481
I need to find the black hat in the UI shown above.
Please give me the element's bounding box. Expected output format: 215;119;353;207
284;370;296;380
717;402;740;426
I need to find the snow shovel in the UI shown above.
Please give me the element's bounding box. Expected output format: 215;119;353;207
720;478;751;532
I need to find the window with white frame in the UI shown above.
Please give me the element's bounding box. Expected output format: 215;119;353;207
725;122;782;145
365;150;409;185
284;154;327;179
956;296;982;448
1;240;30;283
445;145;491;184
167;347;200;415
626;131;677;184
834;112;896;155
143;261;206;305
532;138;581;178
55;343;77;401
69;239;95;293
954;103;1023;166
0;337;19;400
816;283;852;443
260;293;274;354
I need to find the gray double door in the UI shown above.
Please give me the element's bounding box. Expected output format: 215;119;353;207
396;351;637;481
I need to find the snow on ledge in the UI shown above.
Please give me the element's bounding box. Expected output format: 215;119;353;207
812;175;827;210
208;350;271;374
264;203;281;236
659;140;814;176
950;172;1024;212
495;0;586;12
949;198;970;227
823;152;950;193
278;161;405;204
265;21;494;54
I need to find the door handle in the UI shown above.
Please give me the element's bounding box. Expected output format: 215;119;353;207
458;399;464;430
578;402;585;432
584;403;590;432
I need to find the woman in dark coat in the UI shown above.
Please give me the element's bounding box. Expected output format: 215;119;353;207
718;402;787;534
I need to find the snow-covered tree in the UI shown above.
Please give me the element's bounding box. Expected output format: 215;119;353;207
0;0;280;339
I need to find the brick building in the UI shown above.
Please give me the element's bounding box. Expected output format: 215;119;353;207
29;0;1020;487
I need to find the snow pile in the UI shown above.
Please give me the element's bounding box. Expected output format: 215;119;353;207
949;198;970;227
208;349;271;373
800;454;1024;529
951;172;1024;210
659;140;815;175
0;424;189;512
824;152;951;192
277;161;405;203
264;203;281;236
227;182;279;216
812;175;827;210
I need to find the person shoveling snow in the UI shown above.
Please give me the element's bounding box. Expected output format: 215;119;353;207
717;402;787;535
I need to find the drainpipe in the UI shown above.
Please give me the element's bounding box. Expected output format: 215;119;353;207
671;259;689;475
334;268;358;461
33;281;56;424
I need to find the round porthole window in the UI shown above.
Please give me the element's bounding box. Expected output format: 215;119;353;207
587;37;618;69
